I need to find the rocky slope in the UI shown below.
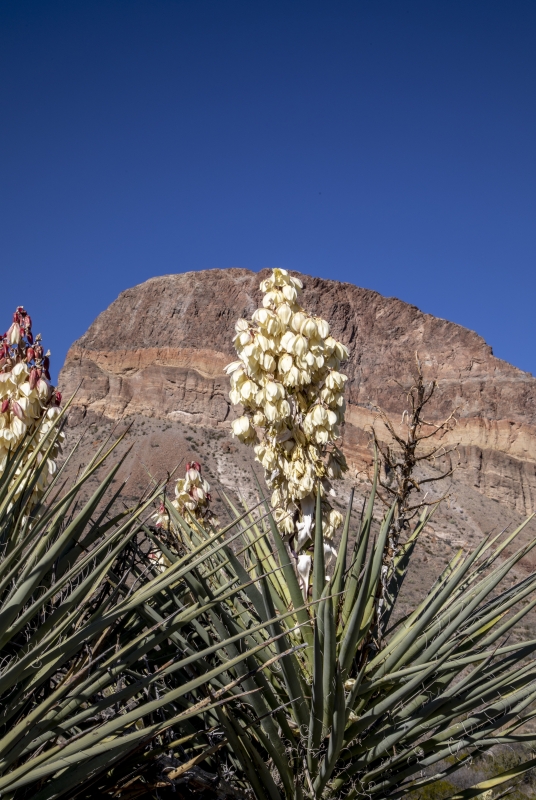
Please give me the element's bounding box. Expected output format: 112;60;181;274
58;268;536;578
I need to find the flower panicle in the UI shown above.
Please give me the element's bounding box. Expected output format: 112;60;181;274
226;268;349;591
153;461;215;531
0;306;63;506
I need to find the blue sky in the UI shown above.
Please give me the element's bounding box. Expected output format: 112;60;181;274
1;1;535;382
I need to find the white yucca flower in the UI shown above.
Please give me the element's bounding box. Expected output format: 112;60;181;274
0;306;63;509
226;268;348;595
153;461;214;532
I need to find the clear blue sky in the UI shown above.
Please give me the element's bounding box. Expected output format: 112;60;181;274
1;1;535;382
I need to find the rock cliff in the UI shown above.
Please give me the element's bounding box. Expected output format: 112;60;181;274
60;268;536;518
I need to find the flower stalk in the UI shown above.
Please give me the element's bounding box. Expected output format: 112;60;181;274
226;268;348;594
0;306;62;507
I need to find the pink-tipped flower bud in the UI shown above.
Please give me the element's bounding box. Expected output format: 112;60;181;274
54;391;62;406
29;368;39;389
1;398;9;413
193;486;206;503
12;401;24;421
26;347;35;363
26;331;33;345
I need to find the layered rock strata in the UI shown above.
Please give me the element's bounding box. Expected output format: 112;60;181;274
60;268;536;519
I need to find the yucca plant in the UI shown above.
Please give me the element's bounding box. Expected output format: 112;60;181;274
161;463;536;800
149;269;536;800
0;411;304;800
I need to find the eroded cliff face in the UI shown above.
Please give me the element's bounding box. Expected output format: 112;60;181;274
59;268;536;519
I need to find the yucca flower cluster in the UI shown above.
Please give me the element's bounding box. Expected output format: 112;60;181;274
154;461;213;530
0;306;62;503
226;269;348;591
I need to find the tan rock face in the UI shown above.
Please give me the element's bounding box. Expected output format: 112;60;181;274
59;268;536;517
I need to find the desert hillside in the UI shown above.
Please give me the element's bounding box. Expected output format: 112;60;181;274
58;268;536;590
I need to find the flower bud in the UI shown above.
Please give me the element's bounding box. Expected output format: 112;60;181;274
280;331;295;351
1;399;9;413
193;486;206;502
264;402;278;422
291;311;306;333
11;362;28;384
315;427;329;444
224;360;243;375
265;381;283;400
262;353;276;371
252;308;271;327
240;379;257;401
300;318;318;339
37;378;51;402
253;411;266;426
326;409;338;427
317;319;330;338
272;268;289;285
8;323;20;345
278;354;293;374
276;303;293;325
329;509;343;529
278;398;291;417
234;330;253;348
310;405;327;426
29;368;39;389
335;342;349;360
282;284;297;303
12;401;25;421
231;415;251;437
286;365;300;386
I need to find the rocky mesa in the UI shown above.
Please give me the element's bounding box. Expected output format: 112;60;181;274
58;268;536;560
60;268;536;501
